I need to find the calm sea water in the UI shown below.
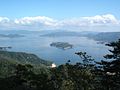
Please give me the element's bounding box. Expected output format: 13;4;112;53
0;34;109;65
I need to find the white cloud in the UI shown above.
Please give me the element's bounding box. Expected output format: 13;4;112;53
0;14;120;31
14;16;58;26
60;14;120;27
0;17;10;24
13;16;60;30
82;14;119;25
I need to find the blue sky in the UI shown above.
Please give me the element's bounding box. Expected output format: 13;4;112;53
0;0;120;31
0;0;119;19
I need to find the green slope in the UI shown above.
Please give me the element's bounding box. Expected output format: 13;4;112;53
0;51;52;66
0;51;52;78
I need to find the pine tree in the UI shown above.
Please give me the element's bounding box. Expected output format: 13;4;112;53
97;39;120;90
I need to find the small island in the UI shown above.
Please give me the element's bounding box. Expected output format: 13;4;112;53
50;42;73;50
96;41;107;44
0;46;12;51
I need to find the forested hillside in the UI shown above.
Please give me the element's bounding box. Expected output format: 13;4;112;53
0;51;52;78
88;32;120;42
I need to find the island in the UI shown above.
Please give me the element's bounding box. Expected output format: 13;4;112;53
0;46;12;51
96;41;106;44
0;34;24;38
50;42;73;50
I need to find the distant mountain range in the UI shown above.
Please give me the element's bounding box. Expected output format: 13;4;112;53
87;32;120;42
0;34;24;38
40;31;120;42
40;31;92;37
0;30;120;42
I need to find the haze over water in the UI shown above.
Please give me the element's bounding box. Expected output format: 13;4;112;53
0;33;109;65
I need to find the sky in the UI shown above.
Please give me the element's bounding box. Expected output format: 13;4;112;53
0;0;120;32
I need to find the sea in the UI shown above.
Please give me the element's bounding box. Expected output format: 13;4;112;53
0;32;110;65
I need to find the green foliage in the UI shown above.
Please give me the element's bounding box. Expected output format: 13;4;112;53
0;51;52;77
0;51;52;66
0;58;17;78
96;39;120;90
49;52;95;90
0;64;52;90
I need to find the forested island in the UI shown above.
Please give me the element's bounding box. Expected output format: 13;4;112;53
50;42;73;50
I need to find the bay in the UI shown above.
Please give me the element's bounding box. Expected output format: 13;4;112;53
0;34;109;65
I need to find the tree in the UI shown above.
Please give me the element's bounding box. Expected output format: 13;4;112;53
96;39;120;90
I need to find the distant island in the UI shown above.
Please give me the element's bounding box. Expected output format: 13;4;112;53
50;42;73;50
0;46;12;51
40;31;120;43
0;34;24;38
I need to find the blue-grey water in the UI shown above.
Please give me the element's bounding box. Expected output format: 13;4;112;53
0;34;109;65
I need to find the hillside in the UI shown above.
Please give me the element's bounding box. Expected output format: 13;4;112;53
0;51;52;77
0;51;52;66
88;32;120;42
